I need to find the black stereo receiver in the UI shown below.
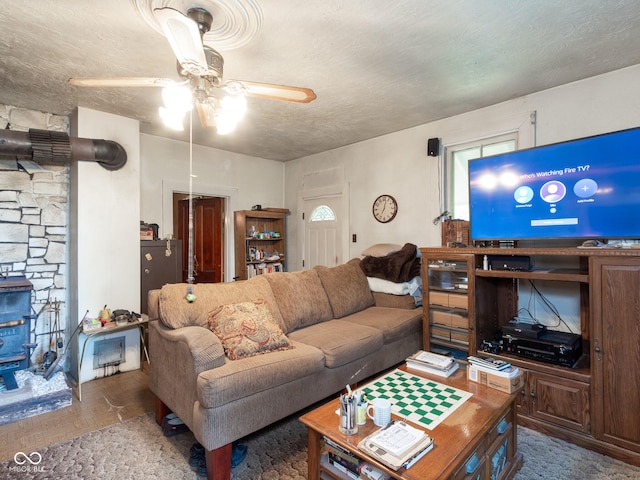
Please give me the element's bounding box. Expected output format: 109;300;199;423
502;330;582;367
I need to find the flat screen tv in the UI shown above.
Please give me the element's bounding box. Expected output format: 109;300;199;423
468;126;640;241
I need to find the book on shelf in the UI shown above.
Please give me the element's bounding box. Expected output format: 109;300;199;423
327;456;360;479
406;350;458;377
358;462;391;480
246;262;284;278
328;451;362;476
407;350;456;370
357;420;433;471
324;442;363;474
321;437;362;479
323;437;362;467
406;358;459;378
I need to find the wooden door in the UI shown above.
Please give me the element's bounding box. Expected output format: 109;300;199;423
591;257;640;452
177;197;224;283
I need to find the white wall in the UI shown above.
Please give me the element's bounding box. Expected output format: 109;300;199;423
69;107;141;321
284;65;640;271
67;107;141;382
139;134;285;281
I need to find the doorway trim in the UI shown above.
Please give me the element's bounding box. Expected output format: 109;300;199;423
162;179;238;282
297;183;350;270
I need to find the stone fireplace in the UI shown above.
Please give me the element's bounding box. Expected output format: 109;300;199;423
0;104;74;421
1;103;141;400
0;103;69;377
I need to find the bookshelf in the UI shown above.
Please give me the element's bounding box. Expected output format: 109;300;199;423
234;209;288;280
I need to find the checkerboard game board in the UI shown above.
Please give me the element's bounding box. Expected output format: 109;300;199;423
360;369;472;430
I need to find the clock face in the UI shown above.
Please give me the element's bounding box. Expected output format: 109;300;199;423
372;195;398;223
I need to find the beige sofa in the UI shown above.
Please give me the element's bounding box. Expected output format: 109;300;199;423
148;259;422;480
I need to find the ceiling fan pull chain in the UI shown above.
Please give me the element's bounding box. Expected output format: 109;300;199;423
187;108;196;284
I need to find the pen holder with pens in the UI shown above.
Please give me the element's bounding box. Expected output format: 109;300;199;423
339;395;358;435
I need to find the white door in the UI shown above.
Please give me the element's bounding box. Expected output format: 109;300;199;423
303;195;343;269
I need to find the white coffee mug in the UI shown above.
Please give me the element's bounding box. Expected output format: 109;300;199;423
366;398;391;427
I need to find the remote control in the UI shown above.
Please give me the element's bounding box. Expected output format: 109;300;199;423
467;355;511;371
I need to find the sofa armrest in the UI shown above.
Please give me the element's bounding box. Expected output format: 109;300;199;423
148;320;226;425
150;320;226;373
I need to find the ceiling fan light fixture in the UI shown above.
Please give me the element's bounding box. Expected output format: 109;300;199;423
159;106;184;131
220;94;247;122
155;7;208;76
215;111;238;135
162;83;193;113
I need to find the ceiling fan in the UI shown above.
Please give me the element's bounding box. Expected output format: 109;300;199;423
69;6;316;134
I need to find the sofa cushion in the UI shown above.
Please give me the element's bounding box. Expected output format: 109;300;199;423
288;319;383;368
264;269;333;333
157;275;285;331
314;259;375;318
207;300;293;360
372;292;418;310
197;341;325;408
340;306;422;345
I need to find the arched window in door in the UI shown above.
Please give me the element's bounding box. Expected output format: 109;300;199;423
309;205;336;222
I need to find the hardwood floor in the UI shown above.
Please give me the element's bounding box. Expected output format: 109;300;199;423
0;366;154;462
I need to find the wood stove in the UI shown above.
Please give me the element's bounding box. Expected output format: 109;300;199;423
0;276;36;390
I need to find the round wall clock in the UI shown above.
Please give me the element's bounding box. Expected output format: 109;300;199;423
372;194;398;223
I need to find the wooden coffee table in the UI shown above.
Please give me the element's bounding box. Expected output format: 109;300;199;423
299;364;523;480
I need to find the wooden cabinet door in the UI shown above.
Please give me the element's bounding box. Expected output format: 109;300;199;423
422;254;475;356
591;257;640;452
528;370;590;433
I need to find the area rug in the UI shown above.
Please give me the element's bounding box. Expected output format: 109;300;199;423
2;412;640;479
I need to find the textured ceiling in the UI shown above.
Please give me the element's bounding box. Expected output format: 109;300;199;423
1;1;640;161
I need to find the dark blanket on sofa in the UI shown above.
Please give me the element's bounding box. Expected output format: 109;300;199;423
360;243;421;283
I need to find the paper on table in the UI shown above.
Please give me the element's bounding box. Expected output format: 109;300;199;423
368;421;426;457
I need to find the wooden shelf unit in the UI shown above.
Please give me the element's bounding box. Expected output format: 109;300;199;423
421;254;475;361
420;246;640;467
234;209;288;281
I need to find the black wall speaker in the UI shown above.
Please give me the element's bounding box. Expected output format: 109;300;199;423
427;137;440;157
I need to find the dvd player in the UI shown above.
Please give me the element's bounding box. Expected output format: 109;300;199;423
502;330;582;367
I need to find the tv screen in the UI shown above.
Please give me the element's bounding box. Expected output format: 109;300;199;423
468;126;640;241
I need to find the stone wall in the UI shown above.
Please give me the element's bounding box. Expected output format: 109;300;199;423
0;103;70;369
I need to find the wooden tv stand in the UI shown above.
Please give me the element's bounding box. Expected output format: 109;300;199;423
420;246;640;467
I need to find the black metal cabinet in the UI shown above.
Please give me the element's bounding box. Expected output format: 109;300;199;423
140;240;182;314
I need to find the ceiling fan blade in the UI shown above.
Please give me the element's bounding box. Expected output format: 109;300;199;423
234;81;317;103
195;101;218;129
154;7;209;77
69;77;174;88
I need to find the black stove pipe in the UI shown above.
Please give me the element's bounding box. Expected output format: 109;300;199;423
0;129;127;170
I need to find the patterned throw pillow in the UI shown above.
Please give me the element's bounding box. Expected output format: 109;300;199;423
207;300;293;360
